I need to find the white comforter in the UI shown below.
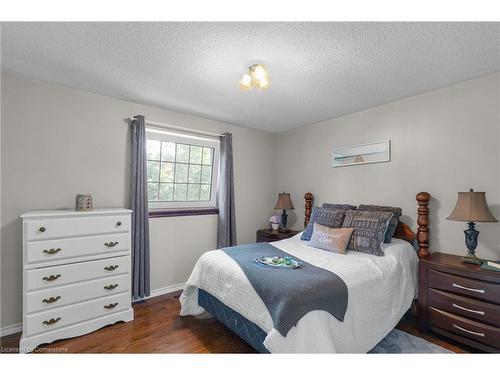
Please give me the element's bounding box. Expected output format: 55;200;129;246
180;233;418;353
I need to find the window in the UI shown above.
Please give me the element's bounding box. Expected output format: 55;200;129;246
146;128;219;210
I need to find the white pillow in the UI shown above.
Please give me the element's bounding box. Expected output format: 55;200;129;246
308;222;354;254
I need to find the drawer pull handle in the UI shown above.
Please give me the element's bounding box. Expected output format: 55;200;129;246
116;221;122;226
104;303;119;309
43;248;61;255
104;265;119;271
452;303;485;315
42;296;61;304
39;227;46;232
104;241;119;248
452;324;485;337
452;283;485;294
42;318;61;326
104;284;119;290
42;274;61;282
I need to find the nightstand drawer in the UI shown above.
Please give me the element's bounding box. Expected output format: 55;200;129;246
256;229;300;243
257;234;278;243
428;307;500;349
428;288;500;327
428;269;500;304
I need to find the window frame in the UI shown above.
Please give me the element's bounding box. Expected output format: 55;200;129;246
145;127;220;211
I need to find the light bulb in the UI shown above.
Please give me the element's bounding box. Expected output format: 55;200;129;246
250;64;268;81
239;73;252;90
258;77;270;90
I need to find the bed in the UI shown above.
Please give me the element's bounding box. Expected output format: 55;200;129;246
180;192;431;353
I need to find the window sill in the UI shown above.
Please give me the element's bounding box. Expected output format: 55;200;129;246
149;207;219;218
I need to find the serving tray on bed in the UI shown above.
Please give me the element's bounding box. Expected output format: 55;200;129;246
254;256;302;269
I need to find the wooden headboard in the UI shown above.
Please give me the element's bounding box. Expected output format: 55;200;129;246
303;192;431;259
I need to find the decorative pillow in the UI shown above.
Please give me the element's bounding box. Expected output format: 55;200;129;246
342;209;393;256
309;223;354;254
358;204;402;243
301;206;346;241
322;203;357;211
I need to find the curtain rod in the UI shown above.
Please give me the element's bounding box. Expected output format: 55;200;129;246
129;117;224;138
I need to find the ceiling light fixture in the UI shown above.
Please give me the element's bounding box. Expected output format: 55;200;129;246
239;63;270;91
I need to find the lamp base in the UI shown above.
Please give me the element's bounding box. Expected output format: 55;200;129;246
460;251;482;265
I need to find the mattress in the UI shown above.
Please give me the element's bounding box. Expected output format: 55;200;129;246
180;233;418;353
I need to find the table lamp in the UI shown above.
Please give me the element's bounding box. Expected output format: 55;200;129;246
274;192;294;233
447;189;498;264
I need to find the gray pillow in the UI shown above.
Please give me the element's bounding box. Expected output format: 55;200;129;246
301;206;346;241
342;209;393;256
322;203;357;211
358;204;402;243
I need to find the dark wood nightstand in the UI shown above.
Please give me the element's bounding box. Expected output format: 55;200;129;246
256;228;300;243
418;252;500;352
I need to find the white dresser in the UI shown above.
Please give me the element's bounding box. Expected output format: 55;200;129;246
19;209;134;353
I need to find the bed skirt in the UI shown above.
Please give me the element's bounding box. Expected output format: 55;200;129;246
198;289;269;353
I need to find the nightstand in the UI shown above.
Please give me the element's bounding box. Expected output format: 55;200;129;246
256;228;300;243
418;252;500;352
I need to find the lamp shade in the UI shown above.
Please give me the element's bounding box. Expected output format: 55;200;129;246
274;192;294;210
447;190;498;222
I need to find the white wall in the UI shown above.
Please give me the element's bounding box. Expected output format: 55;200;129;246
1;73;276;328
275;72;500;261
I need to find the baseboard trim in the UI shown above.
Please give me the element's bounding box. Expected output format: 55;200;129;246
0;322;23;337
132;283;186;302
1;284;186;337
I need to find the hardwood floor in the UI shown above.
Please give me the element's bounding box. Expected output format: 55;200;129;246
1;292;474;354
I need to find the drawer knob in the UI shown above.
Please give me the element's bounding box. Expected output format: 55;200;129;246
42;274;61;282
116;221;122;226
42;296;61;304
42;317;61;326
104;265;119;271
452;323;485;337
43;248;62;255
104;284;119;290
104;302;119;309
104;241;119;248
39;227;46;232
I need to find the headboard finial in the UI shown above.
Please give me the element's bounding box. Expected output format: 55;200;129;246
416;192;431;258
304;192;314;228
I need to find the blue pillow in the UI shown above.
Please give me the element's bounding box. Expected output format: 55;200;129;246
342;209;394;256
322;203;357;211
301;206;346;241
358;204;402;243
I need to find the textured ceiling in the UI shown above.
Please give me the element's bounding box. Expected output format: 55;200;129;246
1;22;499;132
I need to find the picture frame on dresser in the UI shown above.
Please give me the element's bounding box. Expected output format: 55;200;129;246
19;209;134;353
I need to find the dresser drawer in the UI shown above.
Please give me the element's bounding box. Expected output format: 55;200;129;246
26;232;130;265
428;269;500;304
428;288;500;327
25;292;130;337
26;255;130;291
26;274;130;314
24;215;130;241
428;307;500;349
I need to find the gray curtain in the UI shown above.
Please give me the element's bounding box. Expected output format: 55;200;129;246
217;133;237;248
130;115;150;299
